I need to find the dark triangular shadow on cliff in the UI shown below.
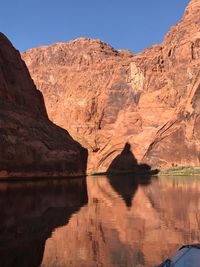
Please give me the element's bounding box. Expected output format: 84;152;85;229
0;178;88;267
107;142;159;207
107;143;138;173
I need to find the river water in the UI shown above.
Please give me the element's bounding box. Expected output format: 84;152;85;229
0;175;200;267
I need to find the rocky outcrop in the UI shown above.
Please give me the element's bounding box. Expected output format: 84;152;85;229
22;0;200;172
0;33;87;178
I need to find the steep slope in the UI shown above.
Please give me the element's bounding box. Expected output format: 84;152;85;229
22;0;200;172
0;33;87;178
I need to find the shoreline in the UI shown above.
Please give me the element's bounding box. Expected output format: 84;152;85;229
1;166;200;182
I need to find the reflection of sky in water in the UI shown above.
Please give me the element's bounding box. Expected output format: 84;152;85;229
0;175;200;267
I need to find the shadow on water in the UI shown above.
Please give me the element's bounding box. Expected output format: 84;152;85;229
107;142;159;207
0;177;88;267
107;173;156;208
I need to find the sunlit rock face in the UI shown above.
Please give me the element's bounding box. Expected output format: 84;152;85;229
0;33;87;178
22;0;200;172
40;175;200;267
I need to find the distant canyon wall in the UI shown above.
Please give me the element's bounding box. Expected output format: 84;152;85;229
22;0;200;172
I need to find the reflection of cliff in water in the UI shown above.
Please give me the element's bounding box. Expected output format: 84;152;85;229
107;173;154;207
2;176;200;267
0;178;88;267
106;142;158;207
40;176;200;267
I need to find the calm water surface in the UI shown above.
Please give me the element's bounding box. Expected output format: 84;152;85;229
0;175;200;267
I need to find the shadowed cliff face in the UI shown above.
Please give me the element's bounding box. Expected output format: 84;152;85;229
22;0;200;172
107;143;138;173
0;33;88;178
107;142;158;175
0;178;88;267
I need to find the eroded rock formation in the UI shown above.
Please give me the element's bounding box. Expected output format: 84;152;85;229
0;33;87;177
22;0;200;172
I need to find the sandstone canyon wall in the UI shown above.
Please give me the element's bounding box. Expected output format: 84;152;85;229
22;0;200;173
0;33;87;178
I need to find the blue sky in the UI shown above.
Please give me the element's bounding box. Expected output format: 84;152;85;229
1;0;189;53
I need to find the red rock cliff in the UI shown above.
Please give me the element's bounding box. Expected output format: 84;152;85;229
22;0;200;172
0;33;87;178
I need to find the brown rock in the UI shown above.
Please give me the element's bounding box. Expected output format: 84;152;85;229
22;0;200;172
0;33;87;178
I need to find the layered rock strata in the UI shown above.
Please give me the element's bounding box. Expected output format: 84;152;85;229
22;0;200;172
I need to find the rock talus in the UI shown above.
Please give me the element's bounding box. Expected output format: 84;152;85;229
22;0;200;172
0;33;87;178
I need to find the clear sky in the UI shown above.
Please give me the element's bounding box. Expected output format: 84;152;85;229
1;0;189;53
